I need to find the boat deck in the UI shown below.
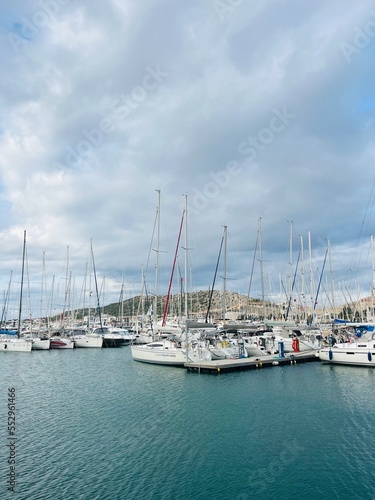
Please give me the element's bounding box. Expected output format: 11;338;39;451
185;350;320;374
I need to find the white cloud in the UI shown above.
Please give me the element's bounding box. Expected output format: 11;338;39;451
1;0;375;319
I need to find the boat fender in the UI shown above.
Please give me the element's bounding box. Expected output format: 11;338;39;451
368;352;372;362
329;350;333;361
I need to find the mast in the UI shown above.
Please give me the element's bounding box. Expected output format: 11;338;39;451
183;194;189;362
154;189;160;337
91;240;103;330
61;245;70;332
371;235;375;320
222;225;227;322
313;247;328;323
17;230;26;338
245;227;259;319
285;251;300;321
288;220;293;319
328;240;336;320
258;218;266;320
39;251;45;334
300;235;306;322
205;231;224;323
88;240;93;330
308;230;314;322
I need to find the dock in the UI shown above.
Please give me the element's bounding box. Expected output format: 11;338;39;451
185;350;320;374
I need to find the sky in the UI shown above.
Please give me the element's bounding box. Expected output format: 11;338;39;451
1;0;375;320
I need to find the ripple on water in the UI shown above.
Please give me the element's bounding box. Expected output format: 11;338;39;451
1;350;375;499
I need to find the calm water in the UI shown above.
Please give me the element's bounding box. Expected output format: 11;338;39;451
1;348;375;500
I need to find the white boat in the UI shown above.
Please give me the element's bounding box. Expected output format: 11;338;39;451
109;327;135;345
72;334;103;348
22;332;50;350
93;327;123;348
50;337;75;349
319;332;375;366
0;336;33;352
131;340;187;365
271;327;322;352
0;232;32;353
243;336;271;357
131;340;202;366
30;337;50;350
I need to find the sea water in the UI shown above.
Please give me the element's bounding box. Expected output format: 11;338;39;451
1;348;375;500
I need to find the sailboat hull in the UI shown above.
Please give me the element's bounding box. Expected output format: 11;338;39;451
31;338;51;350
73;335;103;348
0;339;33;352
319;347;375;366
131;342;188;366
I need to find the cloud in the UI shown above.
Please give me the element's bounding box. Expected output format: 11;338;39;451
1;0;375;320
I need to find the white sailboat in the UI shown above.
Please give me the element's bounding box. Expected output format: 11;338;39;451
319;330;375;366
0;231;32;352
131;195;209;365
0;335;33;352
131;339;191;365
70;328;103;348
22;331;50;350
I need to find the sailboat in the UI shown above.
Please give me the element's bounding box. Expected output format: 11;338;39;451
131;195;209;365
0;231;32;352
23;252;51;350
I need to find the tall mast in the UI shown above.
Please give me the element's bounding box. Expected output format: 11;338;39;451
205;231;224;323
154;189;160;334
371;235;375;320
258;218;265;320
183;194;189;362
222;225;227;322
328;239;336;320
91;241;103;330
288;220;293;318
308;230;314;321
300;235;306;322
17;230;26;338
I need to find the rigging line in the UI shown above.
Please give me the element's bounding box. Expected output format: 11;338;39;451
162;209;185;326
0;271;12;327
144;206;159;279
313;248;328;312
135;207;158;319
285;250;300;321
246;229;259;316
91;243;103;330
25;241;33;326
205;232;224;323
349;180;375;274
